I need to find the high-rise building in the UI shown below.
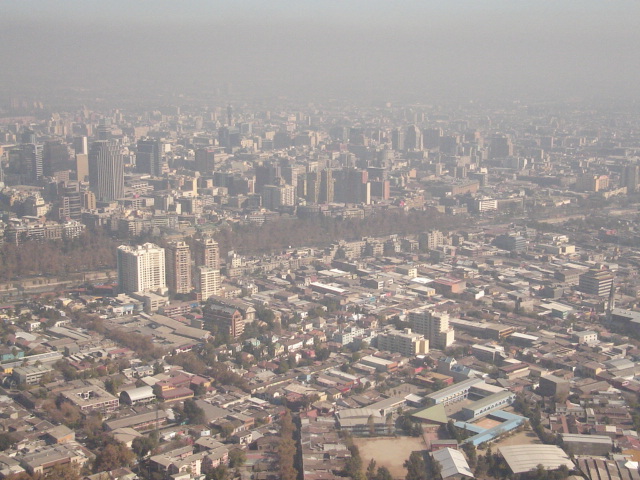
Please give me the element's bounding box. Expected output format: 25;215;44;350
21;144;43;183
117;243;166;294
73;136;88;155
76;154;89;182
405;125;423;150
165;241;192;294
136;138;163;176
622;163;640;193
409;309;455;349
88;140;124;202
489;135;514;158
391;128;405;151
43;141;70;177
195;266;221;301
195;147;216;174
319;169;334;204
194;237;220;270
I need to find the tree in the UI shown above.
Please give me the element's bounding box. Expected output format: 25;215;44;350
228;448;246;468
207;464;229;480
375;466;394;480
367;414;376;436
366;459;377;480
0;433;16;451
404;451;427;480
92;441;135;473
45;462;81;480
132;435;157;460
183;399;207;425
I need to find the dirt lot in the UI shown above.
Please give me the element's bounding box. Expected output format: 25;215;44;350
355;436;426;479
480;428;542;453
474;417;503;429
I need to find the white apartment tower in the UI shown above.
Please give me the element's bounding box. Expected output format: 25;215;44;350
117;243;166;294
196;266;221;301
409;308;455;349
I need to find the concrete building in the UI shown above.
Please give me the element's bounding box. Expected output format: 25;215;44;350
376;328;429;356
409;308;455;349
88;140;124;202
461;391;515;420
117;243;167;294
431;448;474;480
165;241;192;295
60;385;119;414
12;365;54;385
579;269;614;297
204;305;244;338
196;266;221;301
538;375;570;398
194;237;220;270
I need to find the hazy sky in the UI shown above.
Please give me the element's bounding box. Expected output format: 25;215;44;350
2;0;640;103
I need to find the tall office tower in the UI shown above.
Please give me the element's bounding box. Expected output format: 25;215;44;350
21;129;36;145
194;237;220;270
195;147;216;174
423;128;443;149
262;183;296;210
76;154;89;182
73;136;88;155
409;308;455;349
136;138;163;176
489;135;514;158
96;118;112;140
319;169;334;203
335;168;370;204
88;140;124;202
43;141;70;177
254;162;281;193
391;128;405;151
21;144;43;182
195;266;221;301
281;164;301;189
405;125;423;150
117;243;166;294
56;183;82;221
622;163;640;193
165;241;192;295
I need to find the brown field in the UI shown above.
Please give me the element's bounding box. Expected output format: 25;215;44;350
474;417;503;429
479;428;542;453
354;436;426;479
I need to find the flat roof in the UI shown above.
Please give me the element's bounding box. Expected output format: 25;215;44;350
499;445;574;474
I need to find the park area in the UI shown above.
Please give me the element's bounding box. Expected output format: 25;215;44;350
354;436;427;479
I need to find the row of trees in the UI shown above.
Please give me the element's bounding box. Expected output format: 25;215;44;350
277;409;298;480
214;208;465;255
0;229;117;281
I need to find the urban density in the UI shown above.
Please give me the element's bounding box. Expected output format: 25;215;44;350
2;2;640;480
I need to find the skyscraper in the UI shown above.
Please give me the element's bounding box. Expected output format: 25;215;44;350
117;243;166;294
391;128;405;151
194;237;220;270
405;125;423;150
136;138;163;176
195;147;216;174
195;266;221;301
89;140;124;202
165;241;192;295
21;143;43;183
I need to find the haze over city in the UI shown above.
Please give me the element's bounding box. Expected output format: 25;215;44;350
3;3;640;480
2;0;640;103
